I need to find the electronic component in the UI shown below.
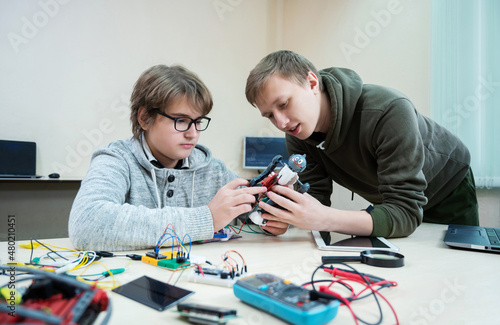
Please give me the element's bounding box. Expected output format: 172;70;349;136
177;303;237;324
188;267;249;288
126;254;143;260
141;252;191;271
0;266;110;325
189;250;248;287
146;251;167;259
233;273;339;325
150;223;192;270
113;276;193;311
194;228;241;244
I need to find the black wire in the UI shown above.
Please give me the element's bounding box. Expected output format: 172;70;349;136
319;265;393;302
302;279;355;301
354;283;395;302
310;262;386;325
30;238;69;264
333;263;385;325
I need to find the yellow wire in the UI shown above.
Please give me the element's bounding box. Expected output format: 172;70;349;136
22;242;122;289
74;260;121;289
19;240;76;252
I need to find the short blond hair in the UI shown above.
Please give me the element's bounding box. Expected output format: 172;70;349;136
130;65;213;139
245;50;322;107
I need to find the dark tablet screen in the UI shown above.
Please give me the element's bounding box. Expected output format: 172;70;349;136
320;232;391;248
113;275;194;311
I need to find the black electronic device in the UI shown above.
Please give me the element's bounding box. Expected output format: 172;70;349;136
177;303;237;324
0;139;41;178
233;274;339;325
112;275;193;311
48;173;60;178
312;230;399;252
243;136;289;169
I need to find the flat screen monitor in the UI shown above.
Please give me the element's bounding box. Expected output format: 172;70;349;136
243;136;289;170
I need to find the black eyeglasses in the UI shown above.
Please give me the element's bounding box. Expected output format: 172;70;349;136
152;109;211;132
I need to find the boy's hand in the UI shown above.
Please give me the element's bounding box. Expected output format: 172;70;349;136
209;178;267;231
261;219;290;235
258;185;330;231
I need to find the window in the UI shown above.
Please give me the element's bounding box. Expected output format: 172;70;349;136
431;0;500;188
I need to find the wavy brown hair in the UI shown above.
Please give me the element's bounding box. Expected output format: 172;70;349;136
130;65;213;139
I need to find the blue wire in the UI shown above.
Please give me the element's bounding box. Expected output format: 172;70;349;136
155;226;193;259
157;234;175;254
182;234;192;256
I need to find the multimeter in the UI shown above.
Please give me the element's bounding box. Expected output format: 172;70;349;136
233;273;339;325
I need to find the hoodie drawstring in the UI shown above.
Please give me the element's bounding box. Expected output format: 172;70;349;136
151;168;161;209
190;170;196;208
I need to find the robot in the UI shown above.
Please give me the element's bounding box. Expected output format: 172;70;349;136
248;154;310;226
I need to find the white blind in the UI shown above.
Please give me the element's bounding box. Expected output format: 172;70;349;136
431;0;500;188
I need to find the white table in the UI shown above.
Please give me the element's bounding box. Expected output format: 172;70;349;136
1;223;500;324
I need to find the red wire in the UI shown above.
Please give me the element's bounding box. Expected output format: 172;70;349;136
159;223;181;250
353;280;399;325
316;276;399;325
326;279;356;300
319;285;359;325
226;215;248;235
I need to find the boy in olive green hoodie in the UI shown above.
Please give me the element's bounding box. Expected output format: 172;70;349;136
245;50;478;238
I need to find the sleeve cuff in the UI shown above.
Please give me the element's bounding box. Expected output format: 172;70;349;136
369;206;393;237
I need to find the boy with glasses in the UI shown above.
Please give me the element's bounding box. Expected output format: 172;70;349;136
69;65;274;251
245;50;479;238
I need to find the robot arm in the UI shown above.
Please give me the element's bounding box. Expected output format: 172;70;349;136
249;155;283;187
277;165;299;186
248;154;309;226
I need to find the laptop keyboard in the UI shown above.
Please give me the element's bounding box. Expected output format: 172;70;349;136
485;228;500;246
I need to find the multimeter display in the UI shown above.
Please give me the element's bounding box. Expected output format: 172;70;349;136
233;273;339;325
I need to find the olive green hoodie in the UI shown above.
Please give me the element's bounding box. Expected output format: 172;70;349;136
286;68;470;237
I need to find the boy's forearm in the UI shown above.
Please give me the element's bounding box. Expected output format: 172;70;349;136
325;208;374;236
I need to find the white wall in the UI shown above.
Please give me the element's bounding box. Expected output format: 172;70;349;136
0;0;279;180
282;0;431;115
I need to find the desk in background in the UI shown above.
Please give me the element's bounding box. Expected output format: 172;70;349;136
0;178;81;241
1;223;500;324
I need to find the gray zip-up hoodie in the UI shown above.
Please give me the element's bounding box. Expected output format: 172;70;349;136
68;137;238;251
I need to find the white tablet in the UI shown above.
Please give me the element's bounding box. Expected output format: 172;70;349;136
311;231;399;252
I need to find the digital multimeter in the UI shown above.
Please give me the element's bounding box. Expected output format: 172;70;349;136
233;273;339;325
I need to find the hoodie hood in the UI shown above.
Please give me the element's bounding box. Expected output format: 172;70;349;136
129;137;213;174
306;68;363;152
126;137;213;209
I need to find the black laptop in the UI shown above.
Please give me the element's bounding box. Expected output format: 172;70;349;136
444;224;500;253
0;140;42;178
